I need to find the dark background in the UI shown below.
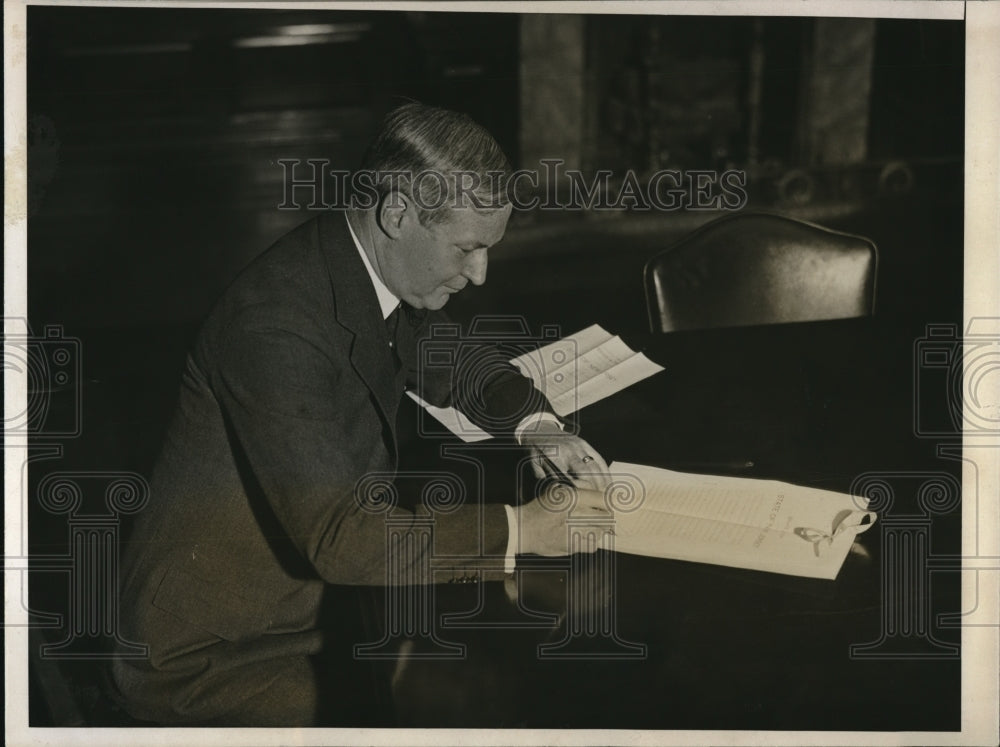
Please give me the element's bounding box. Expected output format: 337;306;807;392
23;7;964;728
27;9;963;333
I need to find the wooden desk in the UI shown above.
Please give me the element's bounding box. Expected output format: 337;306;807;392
366;315;963;730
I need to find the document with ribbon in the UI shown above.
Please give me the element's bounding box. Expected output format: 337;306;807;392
605;461;877;580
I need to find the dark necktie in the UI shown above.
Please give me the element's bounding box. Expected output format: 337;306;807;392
386;304;402;373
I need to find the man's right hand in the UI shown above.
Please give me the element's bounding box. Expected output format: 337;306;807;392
513;484;612;557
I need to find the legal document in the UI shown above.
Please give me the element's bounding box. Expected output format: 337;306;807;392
603;461;877;579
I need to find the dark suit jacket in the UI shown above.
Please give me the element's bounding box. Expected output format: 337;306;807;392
113;212;548;723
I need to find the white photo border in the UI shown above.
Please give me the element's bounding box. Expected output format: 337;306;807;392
5;1;997;745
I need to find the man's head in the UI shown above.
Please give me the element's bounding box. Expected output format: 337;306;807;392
354;103;514;310
358;102;512;223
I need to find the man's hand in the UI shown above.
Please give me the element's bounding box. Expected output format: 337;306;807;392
520;420;612;491
514;485;612;557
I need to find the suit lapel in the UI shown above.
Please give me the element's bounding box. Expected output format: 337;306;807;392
316;212;401;460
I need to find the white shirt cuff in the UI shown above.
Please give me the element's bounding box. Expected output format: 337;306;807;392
514;412;563;445
503;504;518;574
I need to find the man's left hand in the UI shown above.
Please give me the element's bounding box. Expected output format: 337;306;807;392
520;420;611;492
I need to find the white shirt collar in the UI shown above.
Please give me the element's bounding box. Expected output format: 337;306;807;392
345;212;400;320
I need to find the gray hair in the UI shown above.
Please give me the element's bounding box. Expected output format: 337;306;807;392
357;102;512;224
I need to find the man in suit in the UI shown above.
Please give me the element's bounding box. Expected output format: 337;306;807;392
111;103;612;726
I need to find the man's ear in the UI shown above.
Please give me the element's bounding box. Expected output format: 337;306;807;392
378;190;414;240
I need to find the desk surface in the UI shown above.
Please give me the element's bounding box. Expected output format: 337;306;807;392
378;315;963;730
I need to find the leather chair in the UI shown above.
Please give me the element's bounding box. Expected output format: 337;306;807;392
643;212;878;333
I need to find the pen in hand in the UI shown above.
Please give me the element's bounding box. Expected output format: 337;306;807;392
538;452;612;494
536;452;613;520
539;452;573;484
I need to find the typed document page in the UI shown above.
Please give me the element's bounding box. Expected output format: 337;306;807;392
605;462;877;579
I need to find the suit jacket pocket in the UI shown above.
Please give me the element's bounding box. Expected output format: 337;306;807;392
152;566;269;643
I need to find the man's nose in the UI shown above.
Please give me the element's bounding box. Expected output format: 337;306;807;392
462;248;488;286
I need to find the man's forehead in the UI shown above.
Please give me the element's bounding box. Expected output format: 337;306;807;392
441;206;510;242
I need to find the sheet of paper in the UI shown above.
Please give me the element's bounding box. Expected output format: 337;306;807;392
611;509;860;580
611;462;868;532
510;324;615;381
511;326;665;416
532;335;634;406
408;325;664;438
405;391;491;442
606;461;877;580
552;350;664;416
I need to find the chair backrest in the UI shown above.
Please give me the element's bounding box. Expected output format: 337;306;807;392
643;212;878;333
